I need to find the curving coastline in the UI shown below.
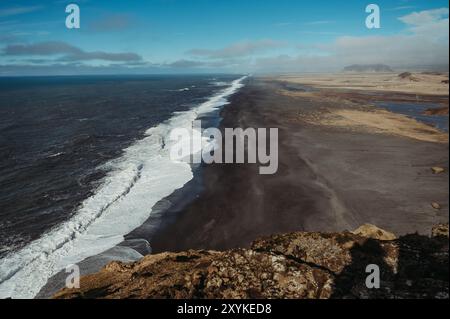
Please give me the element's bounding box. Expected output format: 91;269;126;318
151;76;449;254
0;77;247;299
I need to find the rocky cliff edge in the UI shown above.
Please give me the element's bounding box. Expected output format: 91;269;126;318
54;224;449;299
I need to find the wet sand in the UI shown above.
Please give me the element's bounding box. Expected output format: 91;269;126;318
151;77;449;253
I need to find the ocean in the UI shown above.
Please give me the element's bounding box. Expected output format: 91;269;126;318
0;74;246;298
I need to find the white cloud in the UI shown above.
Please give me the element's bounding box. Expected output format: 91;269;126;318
251;8;449;72
399;8;449;26
325;8;449;67
303;20;335;25
187;39;285;59
2;41;143;63
0;6;43;18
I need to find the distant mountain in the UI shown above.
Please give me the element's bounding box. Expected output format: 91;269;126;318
343;64;394;73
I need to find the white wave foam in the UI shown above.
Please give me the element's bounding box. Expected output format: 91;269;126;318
212;81;228;86
48;152;64;158
0;76;247;299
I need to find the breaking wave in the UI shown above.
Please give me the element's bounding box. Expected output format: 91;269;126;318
0;76;247;299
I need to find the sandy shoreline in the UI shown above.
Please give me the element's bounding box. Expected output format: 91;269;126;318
37;75;448;297
151;76;449;253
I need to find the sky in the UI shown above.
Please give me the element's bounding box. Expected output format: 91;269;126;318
0;0;448;75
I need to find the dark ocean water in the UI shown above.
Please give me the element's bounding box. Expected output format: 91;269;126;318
0;75;240;257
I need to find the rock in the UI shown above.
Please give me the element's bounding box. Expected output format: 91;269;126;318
119;239;152;255
53;226;449;300
424;108;449;116
432;224;449;238
399;72;412;78
431;167;446;174
36;244;144;299
351;224;397;241
431;202;442;210
398;72;419;81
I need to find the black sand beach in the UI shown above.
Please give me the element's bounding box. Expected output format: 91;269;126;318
151;77;449;253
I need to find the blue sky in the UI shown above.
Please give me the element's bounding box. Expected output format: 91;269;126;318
0;0;448;75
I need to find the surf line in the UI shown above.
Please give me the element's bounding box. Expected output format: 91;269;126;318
0;76;249;299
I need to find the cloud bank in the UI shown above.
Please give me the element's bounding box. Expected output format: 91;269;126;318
0;7;448;75
0;5;43;18
184;8;449;73
2;41;143;63
187;39;284;59
88;14;134;32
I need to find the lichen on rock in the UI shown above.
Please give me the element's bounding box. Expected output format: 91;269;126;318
53;224;449;300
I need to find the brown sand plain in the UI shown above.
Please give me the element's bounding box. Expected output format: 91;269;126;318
276;72;449;96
